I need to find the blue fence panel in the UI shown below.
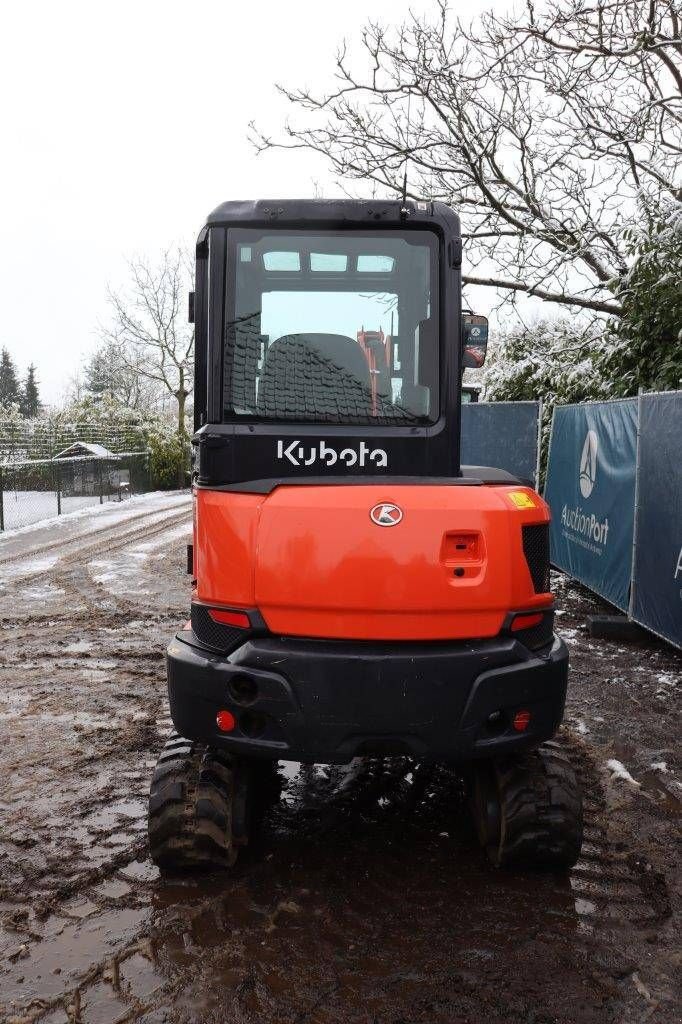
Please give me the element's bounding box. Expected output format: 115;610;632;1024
461;401;540;485
630;391;682;649
544;400;638;611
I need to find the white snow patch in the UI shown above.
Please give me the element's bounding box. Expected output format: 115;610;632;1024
0;490;189;539
63;640;94;654
650;761;670;774
19;583;65;600
129;522;190;553
89;521;190;592
0;554;59;582
0;708;120;728
606;759;641;788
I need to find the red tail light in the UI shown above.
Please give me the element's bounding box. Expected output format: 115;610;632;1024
216;710;236;732
208;608;251;629
513;710;531;732
511;612;543;632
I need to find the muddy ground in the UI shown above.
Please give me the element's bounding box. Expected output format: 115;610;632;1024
0;492;679;1024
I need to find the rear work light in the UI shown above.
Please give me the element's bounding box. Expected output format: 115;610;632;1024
208;608;251;629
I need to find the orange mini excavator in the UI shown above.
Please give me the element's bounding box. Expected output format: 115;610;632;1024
148;199;582;872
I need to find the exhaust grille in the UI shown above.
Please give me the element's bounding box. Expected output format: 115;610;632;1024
191;604;250;652
522;524;550;594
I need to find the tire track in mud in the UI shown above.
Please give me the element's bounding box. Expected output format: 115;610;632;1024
2;734;673;1024
0;500;189;964
0;503;191;582
0;506;190;631
51;508;191;620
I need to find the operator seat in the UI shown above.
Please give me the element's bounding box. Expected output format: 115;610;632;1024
257;333;374;422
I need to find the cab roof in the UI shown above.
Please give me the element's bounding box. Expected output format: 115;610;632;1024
203;198;460;237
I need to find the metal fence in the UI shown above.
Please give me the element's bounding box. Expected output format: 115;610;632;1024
461;400;541;486
0;451;151;531
0;419;150;464
544;391;681;650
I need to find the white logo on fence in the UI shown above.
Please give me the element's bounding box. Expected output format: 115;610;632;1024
579;430;598;498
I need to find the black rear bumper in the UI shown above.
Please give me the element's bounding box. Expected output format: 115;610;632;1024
166;630;569;764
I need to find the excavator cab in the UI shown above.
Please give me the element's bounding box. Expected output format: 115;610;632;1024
148;199;582;873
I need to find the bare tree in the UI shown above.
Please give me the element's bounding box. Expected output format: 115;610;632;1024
102;248;194;436
252;0;681;317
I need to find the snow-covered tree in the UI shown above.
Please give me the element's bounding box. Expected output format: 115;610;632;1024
0;348;20;407
484;318;607;479
84;339;163;410
485;320;604;407
253;0;680;318
19;364;41;418
598;200;682;396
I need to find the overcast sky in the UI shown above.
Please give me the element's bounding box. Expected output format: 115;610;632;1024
0;0;499;405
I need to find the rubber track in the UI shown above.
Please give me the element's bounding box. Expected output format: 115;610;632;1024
490;740;583;870
148;734;238;871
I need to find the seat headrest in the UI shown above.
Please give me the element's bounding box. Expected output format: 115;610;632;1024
257;333;373;421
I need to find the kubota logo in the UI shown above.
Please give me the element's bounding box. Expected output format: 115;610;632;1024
579;430;598;498
370;503;403;527
276;440;388;468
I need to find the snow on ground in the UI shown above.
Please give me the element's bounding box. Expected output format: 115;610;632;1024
0;553;60;584
0;490;190;540
89;521;191;595
606;759;641;788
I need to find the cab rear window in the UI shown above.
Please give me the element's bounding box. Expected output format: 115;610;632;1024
224;229;439;426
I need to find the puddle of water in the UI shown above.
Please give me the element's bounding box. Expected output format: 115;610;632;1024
118;951;165;1000
80;980;129;1024
93;878;132;901
574;897;597;916
0;907;147;1003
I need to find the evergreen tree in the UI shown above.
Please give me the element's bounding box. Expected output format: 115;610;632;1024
84;340;162;409
84;342;118;398
19;364;41;418
598;201;682;397
0;348;20;406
